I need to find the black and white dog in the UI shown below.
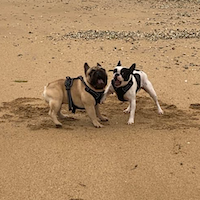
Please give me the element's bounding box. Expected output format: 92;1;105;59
101;61;163;124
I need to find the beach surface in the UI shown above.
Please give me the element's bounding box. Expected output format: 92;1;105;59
1;0;200;199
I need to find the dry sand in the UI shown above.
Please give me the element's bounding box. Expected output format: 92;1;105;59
1;0;200;199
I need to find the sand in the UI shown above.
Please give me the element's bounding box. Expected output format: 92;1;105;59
1;0;200;199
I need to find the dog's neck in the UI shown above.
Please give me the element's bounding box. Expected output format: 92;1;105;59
84;77;105;92
119;76;132;88
111;78;133;102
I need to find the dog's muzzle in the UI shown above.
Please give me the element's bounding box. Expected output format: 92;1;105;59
114;74;122;87
92;72;107;89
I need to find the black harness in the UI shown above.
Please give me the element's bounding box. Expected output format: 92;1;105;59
65;76;104;113
112;73;141;101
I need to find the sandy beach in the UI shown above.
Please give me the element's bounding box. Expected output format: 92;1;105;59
1;0;200;199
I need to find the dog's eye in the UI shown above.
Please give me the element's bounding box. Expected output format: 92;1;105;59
101;68;105;72
113;69;117;74
89;69;95;76
121;68;128;77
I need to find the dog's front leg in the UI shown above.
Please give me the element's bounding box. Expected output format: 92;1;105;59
95;104;108;122
124;105;131;113
127;99;136;125
84;104;104;128
100;83;114;104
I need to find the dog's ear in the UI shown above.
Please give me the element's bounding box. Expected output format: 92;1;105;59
129;63;136;73
97;63;101;67
117;61;121;66
84;63;90;74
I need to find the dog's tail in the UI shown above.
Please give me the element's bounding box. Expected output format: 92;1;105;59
43;84;50;103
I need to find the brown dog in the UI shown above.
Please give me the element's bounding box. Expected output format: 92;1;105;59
43;63;108;128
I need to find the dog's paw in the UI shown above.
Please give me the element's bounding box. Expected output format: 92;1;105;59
56;124;62;128
95;123;104;128
127;119;134;125
124;105;131;114
124;108;130;114
100;98;106;104
100;116;108;122
93;120;104;128
158;109;164;115
58;113;69;119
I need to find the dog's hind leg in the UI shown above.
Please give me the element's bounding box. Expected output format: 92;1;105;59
142;80;163;114
127;99;136;125
49;100;63;127
58;108;69;119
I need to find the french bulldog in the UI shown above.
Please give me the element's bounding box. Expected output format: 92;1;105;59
43;63;108;128
101;61;163;124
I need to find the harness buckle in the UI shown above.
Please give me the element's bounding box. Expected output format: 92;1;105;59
65;76;73;90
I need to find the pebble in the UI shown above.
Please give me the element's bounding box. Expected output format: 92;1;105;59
47;29;200;42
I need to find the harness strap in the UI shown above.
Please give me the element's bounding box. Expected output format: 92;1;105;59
65;76;78;113
133;74;141;93
65;76;104;113
78;76;104;104
112;73;141;102
112;79;133;101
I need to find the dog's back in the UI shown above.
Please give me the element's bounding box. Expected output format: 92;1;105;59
43;79;66;103
133;70;148;88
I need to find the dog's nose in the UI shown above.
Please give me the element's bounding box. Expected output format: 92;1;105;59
114;74;120;80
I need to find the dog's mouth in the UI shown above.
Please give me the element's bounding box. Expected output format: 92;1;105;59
114;79;122;87
98;79;105;85
94;78;106;89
